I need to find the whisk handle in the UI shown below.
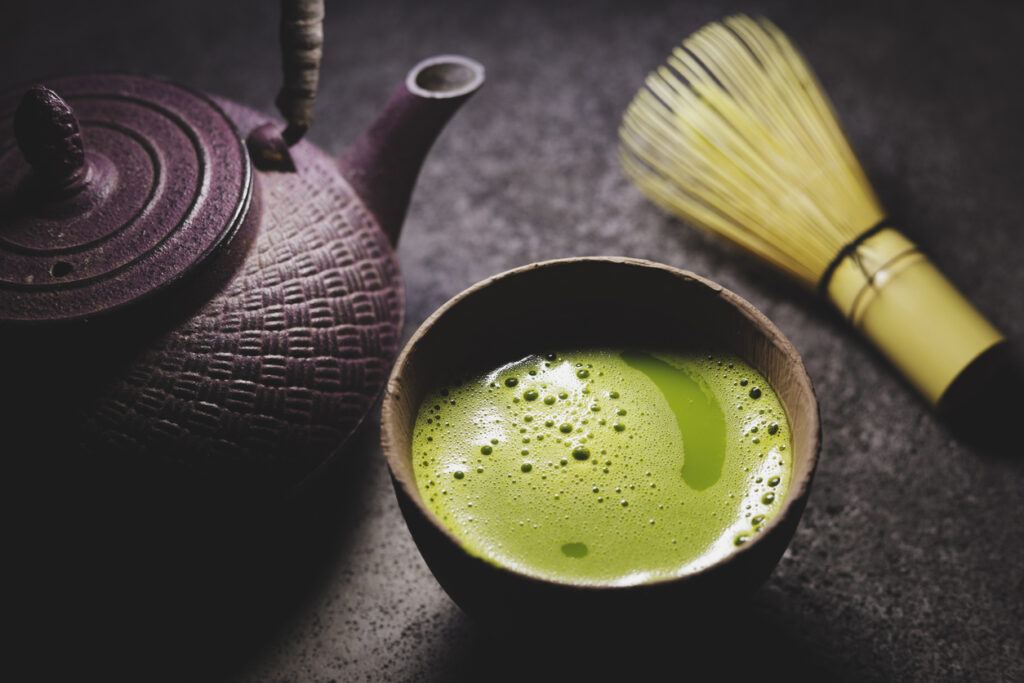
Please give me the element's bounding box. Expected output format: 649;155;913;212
824;228;1004;406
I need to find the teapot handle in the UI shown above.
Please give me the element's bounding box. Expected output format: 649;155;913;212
248;0;324;169
276;0;324;143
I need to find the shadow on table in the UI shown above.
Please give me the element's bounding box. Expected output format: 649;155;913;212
10;418;382;681
415;589;890;683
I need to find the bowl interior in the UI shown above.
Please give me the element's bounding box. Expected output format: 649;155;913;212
383;257;819;575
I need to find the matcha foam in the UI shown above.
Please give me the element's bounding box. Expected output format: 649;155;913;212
412;350;791;586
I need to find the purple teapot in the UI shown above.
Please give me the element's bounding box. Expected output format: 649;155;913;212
0;0;483;503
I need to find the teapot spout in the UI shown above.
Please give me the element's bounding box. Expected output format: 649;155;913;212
339;55;484;246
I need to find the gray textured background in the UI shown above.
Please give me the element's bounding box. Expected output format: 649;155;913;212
5;0;1023;680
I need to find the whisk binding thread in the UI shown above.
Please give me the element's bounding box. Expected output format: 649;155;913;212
817;218;891;294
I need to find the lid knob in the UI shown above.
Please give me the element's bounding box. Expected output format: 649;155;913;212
13;85;88;194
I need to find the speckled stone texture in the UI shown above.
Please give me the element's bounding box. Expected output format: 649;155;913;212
3;0;1022;681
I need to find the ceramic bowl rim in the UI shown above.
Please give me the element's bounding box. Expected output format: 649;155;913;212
381;256;821;592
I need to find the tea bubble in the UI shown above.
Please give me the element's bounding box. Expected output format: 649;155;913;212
505;377;518;388
481;445;493;455
572;447;591;461
524;389;539;401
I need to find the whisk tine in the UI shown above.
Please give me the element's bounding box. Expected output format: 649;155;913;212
621;14;1005;407
620;14;884;287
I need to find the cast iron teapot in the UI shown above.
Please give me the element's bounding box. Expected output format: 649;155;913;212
0;0;484;503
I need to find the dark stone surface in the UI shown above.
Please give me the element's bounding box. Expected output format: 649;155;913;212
3;0;1022;680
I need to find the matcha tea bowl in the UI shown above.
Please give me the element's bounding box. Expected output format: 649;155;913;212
381;257;820;625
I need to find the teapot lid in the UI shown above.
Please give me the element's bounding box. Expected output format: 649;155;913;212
0;74;251;323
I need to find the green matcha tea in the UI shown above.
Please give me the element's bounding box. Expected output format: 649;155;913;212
411;350;792;586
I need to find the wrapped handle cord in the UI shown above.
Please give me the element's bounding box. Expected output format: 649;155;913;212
276;0;324;144
247;0;324;169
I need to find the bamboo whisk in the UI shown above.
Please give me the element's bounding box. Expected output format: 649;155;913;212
620;15;1003;406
